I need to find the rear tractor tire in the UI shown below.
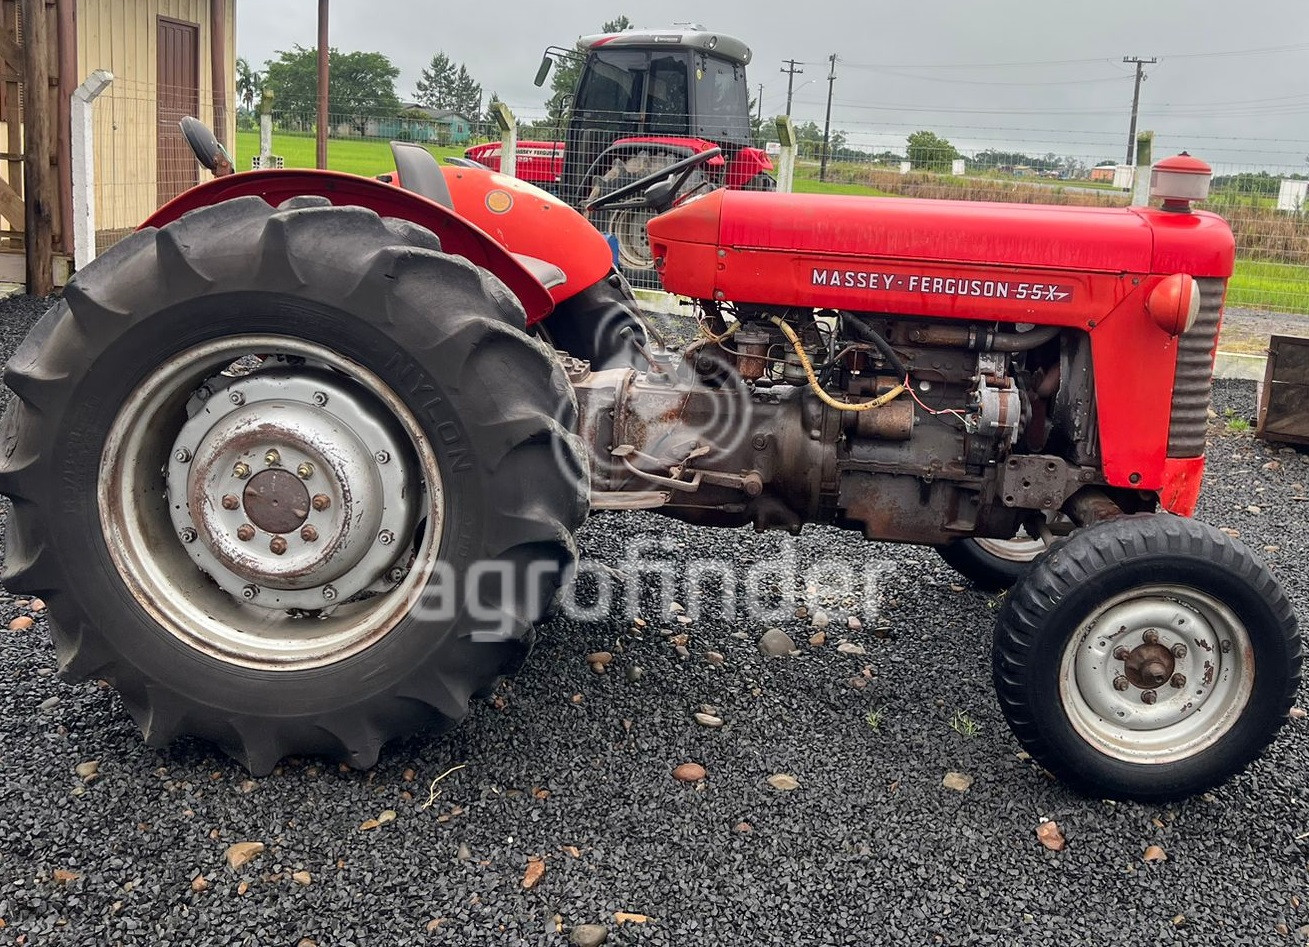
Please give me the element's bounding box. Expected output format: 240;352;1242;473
993;514;1301;801
0;196;588;774
937;532;1046;591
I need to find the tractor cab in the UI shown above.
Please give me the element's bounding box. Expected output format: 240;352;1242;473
546;27;756;204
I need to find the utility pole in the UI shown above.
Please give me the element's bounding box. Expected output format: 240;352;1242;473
780;58;803;117
1122;55;1156;166
316;0;330;170
820;53;837;182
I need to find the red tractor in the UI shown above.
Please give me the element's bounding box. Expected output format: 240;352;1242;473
1;126;1297;801
464;25;774;287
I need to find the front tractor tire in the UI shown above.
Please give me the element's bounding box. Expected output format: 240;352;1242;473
993;515;1301;801
0;196;588;774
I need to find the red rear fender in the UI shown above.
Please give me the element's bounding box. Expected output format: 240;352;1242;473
142;170;581;324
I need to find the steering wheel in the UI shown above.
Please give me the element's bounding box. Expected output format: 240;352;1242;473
585;146;722;214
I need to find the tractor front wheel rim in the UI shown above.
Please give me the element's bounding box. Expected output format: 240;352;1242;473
1058;584;1254;764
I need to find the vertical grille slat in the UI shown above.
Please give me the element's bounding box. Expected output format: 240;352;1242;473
1167;277;1225;457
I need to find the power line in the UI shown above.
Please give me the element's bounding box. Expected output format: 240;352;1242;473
838;41;1309;71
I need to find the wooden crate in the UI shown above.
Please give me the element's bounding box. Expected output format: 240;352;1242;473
1257;335;1309;446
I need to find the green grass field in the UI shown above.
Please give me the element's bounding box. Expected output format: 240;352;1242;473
1229;260;1309;313
234;129;469;177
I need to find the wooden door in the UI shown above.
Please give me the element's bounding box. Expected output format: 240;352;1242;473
157;17;200;206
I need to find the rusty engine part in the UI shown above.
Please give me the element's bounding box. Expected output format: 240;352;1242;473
570;305;1092;545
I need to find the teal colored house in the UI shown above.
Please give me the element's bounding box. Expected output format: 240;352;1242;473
370;105;476;144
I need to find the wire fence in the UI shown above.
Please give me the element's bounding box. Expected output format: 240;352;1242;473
91;97;1309;316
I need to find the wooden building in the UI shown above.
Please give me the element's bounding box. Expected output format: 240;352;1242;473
0;0;236;292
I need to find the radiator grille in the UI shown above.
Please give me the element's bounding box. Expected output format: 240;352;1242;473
1167;277;1225;457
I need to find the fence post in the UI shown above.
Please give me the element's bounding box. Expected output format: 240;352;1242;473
259;89;274;165
70;69;113;272
1131;130;1154;207
493;101;517;179
774;115;796;194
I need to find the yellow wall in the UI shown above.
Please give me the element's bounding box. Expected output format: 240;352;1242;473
77;0;237;231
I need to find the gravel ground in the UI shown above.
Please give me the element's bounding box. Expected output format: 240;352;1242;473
2;295;1309;946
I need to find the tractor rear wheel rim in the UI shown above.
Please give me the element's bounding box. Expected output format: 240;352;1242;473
99;334;444;671
610;208;654;270
973;533;1044;563
1058;584;1253;764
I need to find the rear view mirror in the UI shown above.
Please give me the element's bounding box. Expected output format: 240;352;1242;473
534;56;553;88
179;116;234;177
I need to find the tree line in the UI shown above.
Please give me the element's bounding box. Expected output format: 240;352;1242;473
236;47;499;129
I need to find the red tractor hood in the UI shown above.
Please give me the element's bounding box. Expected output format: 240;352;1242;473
647;190;1234;305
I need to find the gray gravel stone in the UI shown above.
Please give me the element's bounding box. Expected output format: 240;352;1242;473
570;924;609;946
758;627;795;656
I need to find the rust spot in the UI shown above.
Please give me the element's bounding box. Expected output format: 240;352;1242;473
243;469;311;535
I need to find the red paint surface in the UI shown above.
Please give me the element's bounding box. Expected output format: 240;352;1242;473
648;188;1235;495
1159;457;1206;516
725;147;774;187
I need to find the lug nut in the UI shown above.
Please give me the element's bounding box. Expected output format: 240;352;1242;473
300;525;319;542
312;391;329;407
196;386;212;401
378;529;395;546
1141;690;1158;705
1113;676;1130;692
221;494;240;511
386;567;406;584
311;494;331;512
229;391;245;406
1221;640;1232;654
1170;673;1187;689
264;449;281;466
296;462;314;480
322;585;338;602
375;450;391;465
178;527;197;544
233;462;251;480
236;524;256;542
269;536;288;556
1142;629;1159;645
241;584;259;600
1172;643;1187;659
174;448;192;464
1113;646;1129;661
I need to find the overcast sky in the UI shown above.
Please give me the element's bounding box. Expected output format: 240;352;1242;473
236;0;1309;168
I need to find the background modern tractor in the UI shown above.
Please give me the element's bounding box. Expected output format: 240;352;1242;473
0;126;1297;802
465;25;774;286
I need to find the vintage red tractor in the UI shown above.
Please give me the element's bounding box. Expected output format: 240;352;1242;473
464;25;773;287
0;129;1296;801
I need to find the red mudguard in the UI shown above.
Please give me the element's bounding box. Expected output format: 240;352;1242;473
143;168;615;325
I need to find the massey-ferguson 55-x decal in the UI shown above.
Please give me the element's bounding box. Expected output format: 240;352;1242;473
811;268;1076;302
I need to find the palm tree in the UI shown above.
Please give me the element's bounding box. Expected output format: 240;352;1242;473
236;57;261;113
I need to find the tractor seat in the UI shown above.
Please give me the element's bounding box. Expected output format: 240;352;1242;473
512;254;567;291
387;141;565;292
389;141;454;210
